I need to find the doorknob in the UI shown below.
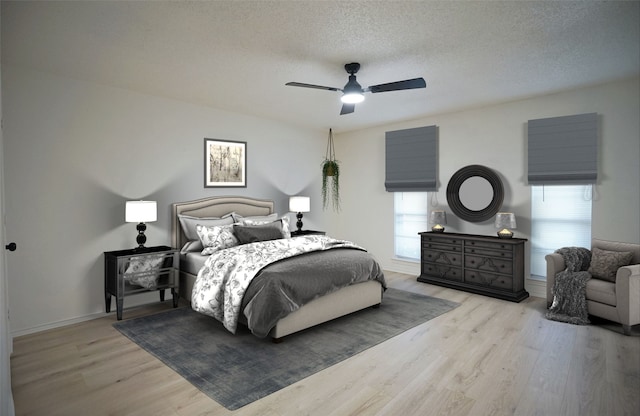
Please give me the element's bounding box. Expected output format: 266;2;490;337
5;242;16;251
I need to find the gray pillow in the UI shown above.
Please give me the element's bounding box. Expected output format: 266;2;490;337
234;221;284;244
588;247;633;282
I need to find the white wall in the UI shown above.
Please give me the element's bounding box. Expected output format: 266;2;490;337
329;77;640;297
2;67;328;335
3;65;638;333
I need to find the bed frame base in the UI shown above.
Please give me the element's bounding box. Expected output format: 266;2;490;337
269;280;382;341
179;272;382;341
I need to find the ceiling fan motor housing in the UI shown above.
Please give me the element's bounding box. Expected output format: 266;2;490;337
344;62;360;74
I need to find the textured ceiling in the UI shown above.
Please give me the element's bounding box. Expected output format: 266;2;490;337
2;1;639;133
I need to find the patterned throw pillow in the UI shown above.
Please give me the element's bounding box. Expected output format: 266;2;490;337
178;214;235;253
588;247;633;282
124;254;165;289
197;224;239;255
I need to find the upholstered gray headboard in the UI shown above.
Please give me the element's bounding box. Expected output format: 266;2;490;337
171;196;275;250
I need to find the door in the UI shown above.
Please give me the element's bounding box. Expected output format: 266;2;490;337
1;60;17;415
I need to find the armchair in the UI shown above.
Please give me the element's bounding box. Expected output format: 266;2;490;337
546;238;640;335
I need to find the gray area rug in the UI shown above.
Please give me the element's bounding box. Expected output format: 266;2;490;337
113;287;459;410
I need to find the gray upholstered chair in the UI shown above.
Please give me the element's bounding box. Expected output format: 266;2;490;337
546;238;640;335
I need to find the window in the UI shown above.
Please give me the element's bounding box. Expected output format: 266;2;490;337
530;185;592;279
394;192;430;260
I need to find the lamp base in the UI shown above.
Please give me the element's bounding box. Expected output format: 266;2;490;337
431;225;445;233
296;212;304;233
497;229;514;239
135;222;148;249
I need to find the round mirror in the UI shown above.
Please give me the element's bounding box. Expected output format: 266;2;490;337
459;176;493;210
446;165;504;222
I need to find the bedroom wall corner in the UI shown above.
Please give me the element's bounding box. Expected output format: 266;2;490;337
1;66;326;335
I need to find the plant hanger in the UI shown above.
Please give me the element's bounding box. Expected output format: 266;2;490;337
321;129;340;211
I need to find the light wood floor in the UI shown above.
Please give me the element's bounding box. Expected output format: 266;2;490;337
11;271;640;416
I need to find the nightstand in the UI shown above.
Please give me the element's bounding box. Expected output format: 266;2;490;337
291;230;326;236
104;245;179;320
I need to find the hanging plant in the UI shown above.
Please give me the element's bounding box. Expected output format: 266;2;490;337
322;128;340;211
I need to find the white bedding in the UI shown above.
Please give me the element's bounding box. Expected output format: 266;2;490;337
191;235;364;334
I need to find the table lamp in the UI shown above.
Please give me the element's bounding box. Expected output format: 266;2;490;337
289;196;311;234
429;210;447;233
495;212;517;238
125;200;157;250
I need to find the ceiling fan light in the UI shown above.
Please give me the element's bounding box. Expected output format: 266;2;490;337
341;92;364;104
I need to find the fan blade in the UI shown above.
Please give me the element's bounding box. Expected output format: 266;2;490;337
285;82;340;92
368;78;426;93
340;103;355;115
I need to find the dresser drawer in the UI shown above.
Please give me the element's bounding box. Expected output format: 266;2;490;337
465;270;513;290
422;235;461;246
423;242;462;253
464;255;513;275
465;247;513;259
422;250;462;266
422;264;463;282
466;240;512;251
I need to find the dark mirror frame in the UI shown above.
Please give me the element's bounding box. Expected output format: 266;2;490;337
446;165;504;222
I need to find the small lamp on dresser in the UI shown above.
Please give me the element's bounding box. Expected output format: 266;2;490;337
429;210;447;233
125;200;157;250
289;196;311;234
495;212;517;238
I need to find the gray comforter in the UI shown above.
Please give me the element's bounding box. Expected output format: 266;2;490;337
191;235;386;337
242;248;386;337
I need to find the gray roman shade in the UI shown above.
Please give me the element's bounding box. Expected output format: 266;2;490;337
528;113;598;185
385;125;437;192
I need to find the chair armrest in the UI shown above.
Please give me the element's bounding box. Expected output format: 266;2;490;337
545;253;566;306
615;264;640;327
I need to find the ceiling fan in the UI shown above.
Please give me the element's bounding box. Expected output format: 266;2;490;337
286;62;426;115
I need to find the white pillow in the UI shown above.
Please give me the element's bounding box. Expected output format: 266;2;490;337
197;224;240;255
232;213;278;224
124;254;165;289
178;213;234;253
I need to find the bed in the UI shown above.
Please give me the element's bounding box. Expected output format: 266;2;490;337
171;195;386;340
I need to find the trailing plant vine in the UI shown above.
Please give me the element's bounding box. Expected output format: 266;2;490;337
321;128;340;211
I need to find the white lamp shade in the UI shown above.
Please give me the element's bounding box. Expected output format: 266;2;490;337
289;196;311;213
495;212;517;229
429;210;447;225
125;201;157;223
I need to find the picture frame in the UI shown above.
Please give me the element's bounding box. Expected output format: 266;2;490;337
204;138;247;188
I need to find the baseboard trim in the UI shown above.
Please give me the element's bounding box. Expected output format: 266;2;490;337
525;277;547;300
384;258;420;276
11;312;107;338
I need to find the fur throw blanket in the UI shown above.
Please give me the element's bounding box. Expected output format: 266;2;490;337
545;247;591;325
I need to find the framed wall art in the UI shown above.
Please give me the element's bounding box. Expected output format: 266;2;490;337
204;138;247;188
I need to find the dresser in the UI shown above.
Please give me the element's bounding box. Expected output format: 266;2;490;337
418;232;528;302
